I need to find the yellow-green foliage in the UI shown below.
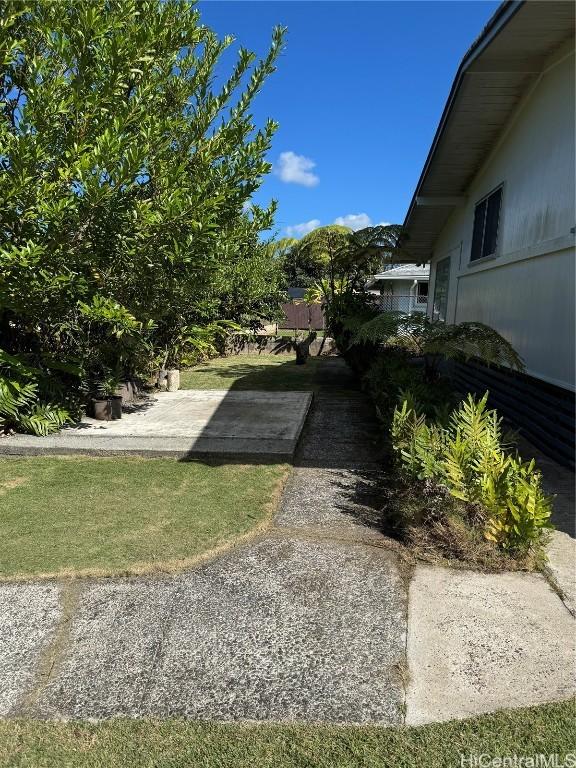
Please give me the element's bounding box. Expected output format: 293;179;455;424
391;393;553;551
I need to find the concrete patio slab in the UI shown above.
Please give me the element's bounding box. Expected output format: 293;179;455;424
23;538;407;724
0;583;61;716
545;531;576;617
0;390;313;460
405;565;576;725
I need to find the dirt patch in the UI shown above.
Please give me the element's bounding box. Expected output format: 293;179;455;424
0;476;28;495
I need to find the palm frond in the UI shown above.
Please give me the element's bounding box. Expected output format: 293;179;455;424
18;404;70;436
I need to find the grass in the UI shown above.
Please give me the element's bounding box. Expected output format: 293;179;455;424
0;457;287;579
274;328;326;338
1;701;574;767
180;354;324;391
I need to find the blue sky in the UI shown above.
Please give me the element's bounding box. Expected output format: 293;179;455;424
199;0;500;237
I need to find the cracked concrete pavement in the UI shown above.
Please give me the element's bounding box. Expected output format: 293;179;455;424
0;358;574;724
7;538;406;723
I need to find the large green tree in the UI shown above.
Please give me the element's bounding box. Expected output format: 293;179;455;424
284;223;405;308
0;0;285;384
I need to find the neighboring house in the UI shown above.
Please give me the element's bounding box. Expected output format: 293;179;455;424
367;264;430;314
402;0;575;466
286;287;307;301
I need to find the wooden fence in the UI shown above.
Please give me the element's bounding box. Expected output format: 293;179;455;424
279;302;325;331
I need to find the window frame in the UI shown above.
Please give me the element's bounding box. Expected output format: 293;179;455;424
432;257;450;322
469;184;503;264
416;281;428;304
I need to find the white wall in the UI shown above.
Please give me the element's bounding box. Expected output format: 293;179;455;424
385;279;414;296
428;43;575;390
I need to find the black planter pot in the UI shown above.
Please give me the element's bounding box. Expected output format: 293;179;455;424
92;395;123;420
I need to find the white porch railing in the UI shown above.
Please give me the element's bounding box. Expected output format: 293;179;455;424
377;295;428;314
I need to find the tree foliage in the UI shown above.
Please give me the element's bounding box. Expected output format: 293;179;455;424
279;223;405;308
0;0;286;428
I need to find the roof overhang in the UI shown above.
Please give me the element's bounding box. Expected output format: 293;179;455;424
371;273;428;282
402;1;575;263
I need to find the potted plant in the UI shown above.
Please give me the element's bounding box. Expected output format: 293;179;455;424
92;369;123;420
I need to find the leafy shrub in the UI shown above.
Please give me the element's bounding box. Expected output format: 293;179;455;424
391;393;553;552
363;349;456;425
1;3;286;413
168;321;245;368
379;477;540;571
327;298;381;374
0;350;71;436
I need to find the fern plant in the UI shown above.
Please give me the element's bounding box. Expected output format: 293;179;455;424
392;393;553;552
353;314;524;379
0;351;71;436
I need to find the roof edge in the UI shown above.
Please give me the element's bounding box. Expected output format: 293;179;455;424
402;1;525;237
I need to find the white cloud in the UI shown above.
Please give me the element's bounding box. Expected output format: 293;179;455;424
285;219;321;237
276;151;319;187
333;213;372;230
333;214;393;231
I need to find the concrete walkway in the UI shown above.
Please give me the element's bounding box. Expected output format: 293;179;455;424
406;566;575;724
0;358;574;724
517;437;576;617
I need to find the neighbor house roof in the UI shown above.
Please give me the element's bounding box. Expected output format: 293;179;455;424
402;0;575;263
367;264;429;290
371;264;430;281
287;287;306;299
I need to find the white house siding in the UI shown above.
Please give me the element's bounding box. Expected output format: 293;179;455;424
428;43;575;391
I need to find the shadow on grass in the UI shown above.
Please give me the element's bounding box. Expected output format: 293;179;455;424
179;354;338;393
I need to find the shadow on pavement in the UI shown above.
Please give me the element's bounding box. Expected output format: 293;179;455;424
178;354;384;470
178;352;575;541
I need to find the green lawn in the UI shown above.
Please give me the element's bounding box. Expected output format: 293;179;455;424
1;701;573;768
0;457;287;579
180;354;323;391
274;328;326;338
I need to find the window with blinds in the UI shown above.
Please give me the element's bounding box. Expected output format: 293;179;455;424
470;186;503;262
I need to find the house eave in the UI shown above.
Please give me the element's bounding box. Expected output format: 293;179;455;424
401;0;575;263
